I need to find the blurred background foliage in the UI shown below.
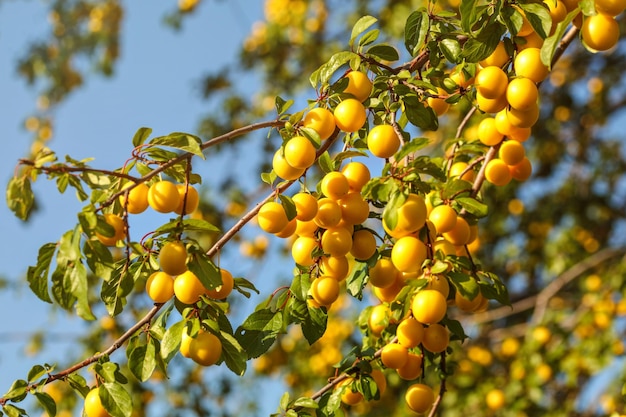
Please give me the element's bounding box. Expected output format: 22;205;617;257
6;0;626;416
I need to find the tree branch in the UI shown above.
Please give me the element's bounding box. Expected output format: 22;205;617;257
0;304;164;405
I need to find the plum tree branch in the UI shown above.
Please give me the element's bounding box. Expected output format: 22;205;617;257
0;304;163;406
466;246;626;327
103;120;286;209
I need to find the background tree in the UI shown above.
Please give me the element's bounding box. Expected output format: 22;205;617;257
2;1;626;417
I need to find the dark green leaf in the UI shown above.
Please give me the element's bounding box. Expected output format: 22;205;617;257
27;242;56;304
149;133;204;159
350;15;378;48
233;277;260;298
33;392;56;417
442;179;472;200
275;96;293;115
461;22;506;62
519;2;552;39
404;10;430;56
100;382;132;417
477;271;510;306
6;176;34;221
278;194;297;221
442;318;468;342
289;272;310;302
366;44;399;61
346;264;368;300
302;305;327;345
237;308;283;358
448;271;479;299
403;95;438;131
187;251;221;292
220;330;247;376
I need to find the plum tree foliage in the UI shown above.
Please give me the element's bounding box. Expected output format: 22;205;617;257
4;0;626;416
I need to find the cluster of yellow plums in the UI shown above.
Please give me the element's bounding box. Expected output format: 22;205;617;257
461;0;624;188
88;180;232;414
255;67;498;412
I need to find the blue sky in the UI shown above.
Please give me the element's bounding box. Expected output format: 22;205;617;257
0;0;276;411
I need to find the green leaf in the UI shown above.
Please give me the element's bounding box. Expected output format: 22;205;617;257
448;271;479;299
2;404;26;417
302;305;327;345
27;365;48;382
187;251;221;291
461;22;507;62
540;9;578;67
350;15;378;48
404;10;430;56
149;132;204;159
439;38;462;64
348;261;370;299
132;127;152;147
318;51;358;86
3;379;28;402
366;44;399;61
317;151;334;174
293;397;318;409
26;242;56;304
280;392;290;411
101;263;134;316
237;308;283;358
6;176;35;221
477;271;510;306
161;320;185;364
127;339;157;382
154;218;220;237
100;382;132;417
403;95;438;131
442;317;468;342
519;2;552;39
324;388;343;415
357;29;380;47
289;272;311;302
456;197;488;218
442;179;472;200
83;239;115;282
275;96;294;115
233;277;260;298
460;0;479;32
220;330;247;376
33;392;56;417
278;194;297;221
395;137;430;161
